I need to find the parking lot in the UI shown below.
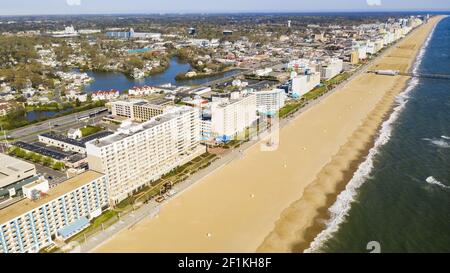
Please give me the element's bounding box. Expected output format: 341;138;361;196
35;164;66;186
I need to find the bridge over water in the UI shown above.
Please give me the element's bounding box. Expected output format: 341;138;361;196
398;72;450;80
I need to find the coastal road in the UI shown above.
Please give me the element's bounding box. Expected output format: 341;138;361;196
7;107;108;140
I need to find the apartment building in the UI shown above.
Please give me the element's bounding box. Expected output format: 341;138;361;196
111;100;135;118
111;100;173;122
255;89;286;116
207;93;258;142
291;72;321;98
86;106;205;203
0;171;109;253
320;58;343;80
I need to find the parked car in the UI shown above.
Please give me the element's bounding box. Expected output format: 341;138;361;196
155;196;165;203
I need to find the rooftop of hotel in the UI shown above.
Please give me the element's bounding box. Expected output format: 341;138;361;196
0;170;105;224
86;106;194;148
39;131;114;147
215;93;256;108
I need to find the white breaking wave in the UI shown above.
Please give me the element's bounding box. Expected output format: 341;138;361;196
441;135;450;140
426;176;450;189
422;138;450;148
304;22;438;253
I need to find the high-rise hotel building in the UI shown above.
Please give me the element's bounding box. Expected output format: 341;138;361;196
111;99;173;122
86;106;206;203
0;171;109;253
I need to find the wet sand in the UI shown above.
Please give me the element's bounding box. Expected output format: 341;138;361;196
96;16;442;253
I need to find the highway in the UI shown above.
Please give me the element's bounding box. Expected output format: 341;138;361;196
6;107;108;140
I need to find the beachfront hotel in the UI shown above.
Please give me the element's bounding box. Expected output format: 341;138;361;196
291;72;321;98
86;106;206;203
111;99;174;122
319;58;344;80
255;89;286;117
0;171;109;253
202;92;258;142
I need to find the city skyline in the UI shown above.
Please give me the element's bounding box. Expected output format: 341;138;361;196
0;0;450;16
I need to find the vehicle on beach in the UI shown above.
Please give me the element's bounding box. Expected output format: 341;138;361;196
155;196;165;203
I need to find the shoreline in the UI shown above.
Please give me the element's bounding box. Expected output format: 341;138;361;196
95;16;443;253
257;15;444;253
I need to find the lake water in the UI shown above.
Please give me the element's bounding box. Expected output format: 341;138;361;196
25;108;73;122
83;57;240;93
26;57;240;121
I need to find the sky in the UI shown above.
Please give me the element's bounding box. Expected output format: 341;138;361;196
0;0;449;16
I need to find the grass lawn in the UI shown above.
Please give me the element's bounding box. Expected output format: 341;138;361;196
68;210;118;242
279;101;303;118
304;85;328;101
80;125;102;137
326;72;350;86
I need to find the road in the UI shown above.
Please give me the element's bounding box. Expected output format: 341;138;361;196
7;107;108;140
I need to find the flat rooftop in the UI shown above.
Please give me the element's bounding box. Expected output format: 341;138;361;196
88;106;193;148
40;132;85;148
0;153;35;175
0;170;104;224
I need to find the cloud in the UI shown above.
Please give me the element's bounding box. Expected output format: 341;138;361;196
66;0;81;6
366;0;382;6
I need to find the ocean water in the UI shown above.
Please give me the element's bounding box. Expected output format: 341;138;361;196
307;16;450;253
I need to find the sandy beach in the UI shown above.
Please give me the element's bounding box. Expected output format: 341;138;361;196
96;16;442;253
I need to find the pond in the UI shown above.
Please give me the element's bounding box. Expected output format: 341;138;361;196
25;108;73;122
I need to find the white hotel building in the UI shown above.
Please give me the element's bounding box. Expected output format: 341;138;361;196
203;93;258;142
255;89;286;116
320;58;343;80
0;171;109;253
291;72;321;98
86;106;206;203
111;100;172;122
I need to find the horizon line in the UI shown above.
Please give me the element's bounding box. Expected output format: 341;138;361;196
1;9;450;17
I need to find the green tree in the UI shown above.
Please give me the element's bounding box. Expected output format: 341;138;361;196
24;151;34;160
42;157;54;167
53;162;66;171
31;153;43;163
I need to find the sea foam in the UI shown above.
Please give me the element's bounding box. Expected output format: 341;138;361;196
426;176;450;189
304;22;438;253
422;138;450;148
